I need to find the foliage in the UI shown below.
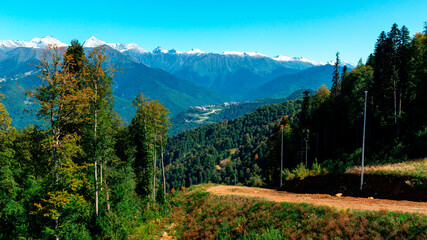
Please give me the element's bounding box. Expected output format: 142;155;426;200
164;99;302;190
282;161;327;181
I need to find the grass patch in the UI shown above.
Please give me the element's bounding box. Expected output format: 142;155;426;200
346;158;427;179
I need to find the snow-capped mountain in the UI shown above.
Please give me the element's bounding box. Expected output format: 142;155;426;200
152;46;170;54
0;35;355;102
186;48;204;54
1;35;354;67
0;36;68;51
222;51;266;58
273;55;327;66
83;36;146;53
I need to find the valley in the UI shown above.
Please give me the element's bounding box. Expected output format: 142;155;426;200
0;20;426;239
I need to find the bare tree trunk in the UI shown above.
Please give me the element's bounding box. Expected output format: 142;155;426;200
152;133;157;200
94;84;99;217
393;75;397;135
100;161;103;191
397;91;402;137
315;134;319;160
52;129;60;183
102;159;110;211
55;218;59;240
161;143;166;197
94;160;98;217
300;140;303;163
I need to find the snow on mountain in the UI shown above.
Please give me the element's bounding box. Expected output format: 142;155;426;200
153;46;169;54
273;55;326;66
321;60;356;68
186;48;204;54
108;43;146;53
0;40;28;49
221;51;266;57
28;36;68;48
0;36;67;50
168;49;182;54
83;36;147;53
0;36;355;67
83;36;107;48
222;51;245;56
244;52;266;57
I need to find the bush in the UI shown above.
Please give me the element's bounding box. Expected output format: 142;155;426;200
282;161;328;180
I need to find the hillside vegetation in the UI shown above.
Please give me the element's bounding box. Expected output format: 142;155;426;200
169;89;311;135
164;99;302;189
136;184;427;239
346;158;427;179
163;23;427;191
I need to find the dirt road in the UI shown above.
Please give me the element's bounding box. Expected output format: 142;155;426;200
207;185;427;215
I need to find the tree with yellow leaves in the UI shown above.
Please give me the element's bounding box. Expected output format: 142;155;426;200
27;45;93;239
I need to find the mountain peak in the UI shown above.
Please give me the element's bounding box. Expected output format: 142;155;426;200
169;48;182;54
30;36;66;46
153;46;169;54
186;48;204;54
83;36;147;53
0;36;67;50
222;51;245;56
273;55;326;66
83;36;107;48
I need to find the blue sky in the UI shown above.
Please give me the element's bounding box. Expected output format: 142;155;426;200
0;0;425;63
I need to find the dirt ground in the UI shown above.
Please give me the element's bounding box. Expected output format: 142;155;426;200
207;185;427;215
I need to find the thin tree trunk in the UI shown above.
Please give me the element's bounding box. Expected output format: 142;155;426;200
161;143;166;197
397;91;402;137
94;160;98;217
393;76;397;127
315;134;319;160
55;218;59;240
103;159;110;211
94;83;99;217
100;161;103;191
152;133;157;200
54;145;58;183
300;140;303;163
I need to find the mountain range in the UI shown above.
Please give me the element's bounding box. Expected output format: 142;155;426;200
0;36;353;128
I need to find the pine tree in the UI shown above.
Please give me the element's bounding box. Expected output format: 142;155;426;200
331;52;341;97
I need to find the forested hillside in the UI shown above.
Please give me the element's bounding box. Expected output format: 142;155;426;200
169;89;311;135
0;42;172;239
164;99;302;189
163;23;427;190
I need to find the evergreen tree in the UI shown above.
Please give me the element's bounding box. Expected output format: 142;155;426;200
331;52;341;97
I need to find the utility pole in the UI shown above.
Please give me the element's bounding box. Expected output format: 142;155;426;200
280;125;284;187
305;139;308;168
361;91;367;190
234;159;237;185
